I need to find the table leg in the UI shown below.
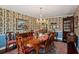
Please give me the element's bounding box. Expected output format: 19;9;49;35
35;45;40;54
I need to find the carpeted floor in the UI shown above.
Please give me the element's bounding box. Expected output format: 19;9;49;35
67;42;78;54
5;41;67;54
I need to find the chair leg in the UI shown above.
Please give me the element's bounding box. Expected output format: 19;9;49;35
6;45;8;52
45;46;49;53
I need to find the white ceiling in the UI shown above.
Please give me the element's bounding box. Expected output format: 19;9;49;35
0;5;78;18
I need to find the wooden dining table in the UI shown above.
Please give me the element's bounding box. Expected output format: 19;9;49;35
23;33;49;54
23;37;43;54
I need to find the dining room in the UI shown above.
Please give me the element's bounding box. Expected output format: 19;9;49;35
0;5;79;54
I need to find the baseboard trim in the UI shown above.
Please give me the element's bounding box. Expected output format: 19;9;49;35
0;47;6;50
77;47;79;53
56;38;62;41
0;44;14;50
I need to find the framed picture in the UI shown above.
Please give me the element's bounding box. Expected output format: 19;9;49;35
16;19;26;30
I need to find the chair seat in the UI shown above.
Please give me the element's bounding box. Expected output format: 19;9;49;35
40;45;45;48
24;47;34;53
8;40;16;45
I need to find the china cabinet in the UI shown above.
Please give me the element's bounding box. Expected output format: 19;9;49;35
63;16;74;42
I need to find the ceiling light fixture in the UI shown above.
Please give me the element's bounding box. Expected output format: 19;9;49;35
37;7;45;23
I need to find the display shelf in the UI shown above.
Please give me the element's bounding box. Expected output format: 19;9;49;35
63;16;74;42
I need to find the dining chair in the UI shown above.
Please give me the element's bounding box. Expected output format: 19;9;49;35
49;32;55;46
6;32;16;52
40;33;55;53
16;36;34;54
39;38;49;53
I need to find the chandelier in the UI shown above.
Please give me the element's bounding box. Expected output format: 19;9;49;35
36;7;48;31
37;7;46;23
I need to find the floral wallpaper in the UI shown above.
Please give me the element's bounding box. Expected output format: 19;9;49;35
0;7;37;34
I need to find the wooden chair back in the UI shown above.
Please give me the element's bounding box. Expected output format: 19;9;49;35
44;32;55;53
6;32;16;52
6;32;14;40
50;32;55;42
16;36;25;54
